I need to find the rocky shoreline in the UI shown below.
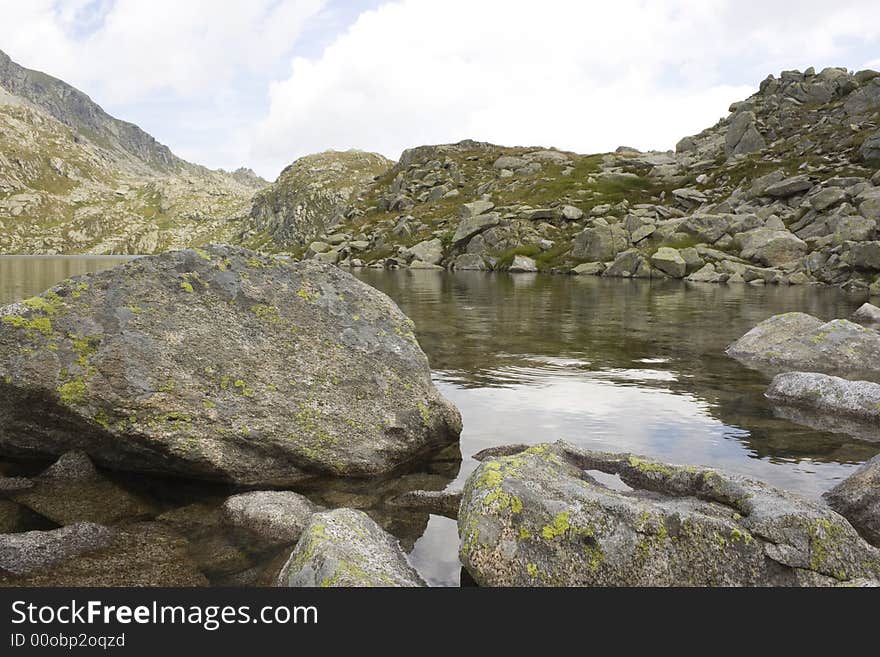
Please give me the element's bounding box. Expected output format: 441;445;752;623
1;249;879;587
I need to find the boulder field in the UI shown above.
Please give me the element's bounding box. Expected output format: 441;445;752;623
0;245;462;485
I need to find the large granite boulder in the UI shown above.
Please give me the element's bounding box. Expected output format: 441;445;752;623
824;456;880;547
0;246;461;485
458;442;880;586
276;508;426;587
726;312;880;376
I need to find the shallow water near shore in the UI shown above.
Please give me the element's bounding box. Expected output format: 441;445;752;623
1;256;878;587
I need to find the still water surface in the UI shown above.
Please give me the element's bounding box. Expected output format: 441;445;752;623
1;257;877;586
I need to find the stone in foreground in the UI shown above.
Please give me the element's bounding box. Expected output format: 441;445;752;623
852;302;880;327
765;372;880;423
824;455;880;547
222;491;320;548
0;246;462;485
276;508;426;587
458;442;880;586
726;312;880;376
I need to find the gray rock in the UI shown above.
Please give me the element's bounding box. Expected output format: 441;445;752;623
810;188;847;211
459;200;495;218
561;205;584;221
847;241;880;270
40;450;97;479
493;156;528;170
222;491;320;547
650;247;687;278
525;208;555;221
764;175;813;198
571;262;604;276
682;214;731;244
570;225;628;261
453;254;488;271
604;250;651;278
0;522;114;575
726;312;880;376
824;456;880;547
738;228;808;267
726;111;766;156
766;372;880;423
630;224;656;243
686;263;726;283
452;213;500;244
852;302;880;327
406;238;444;265
832;215;876;243
508;255;538;273
459;442;880;586
387;489;462;519
0;246;461;486
277;508;426;587
844;78;880;116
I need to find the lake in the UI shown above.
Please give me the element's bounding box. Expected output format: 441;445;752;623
1;256;877;586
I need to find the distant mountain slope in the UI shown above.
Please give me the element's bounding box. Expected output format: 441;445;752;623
0;49;181;172
239;150;393;249
290;67;880;295
0;50;267;255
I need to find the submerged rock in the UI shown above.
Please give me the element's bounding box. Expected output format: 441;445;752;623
458;442;880;586
824;456;880;547
0;246;461;485
0;521;208;586
765;372;880;424
387;489;463;519
276;508;426;587
222;491;320;548
11;451;155;526
0;522;113;576
726;312;880;376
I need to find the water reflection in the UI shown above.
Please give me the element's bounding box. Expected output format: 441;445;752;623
353;270;878;495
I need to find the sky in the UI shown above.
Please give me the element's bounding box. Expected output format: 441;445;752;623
1;0;879;181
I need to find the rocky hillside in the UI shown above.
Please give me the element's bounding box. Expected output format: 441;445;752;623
296;67;880;296
0;50;266;255
238;150;392;250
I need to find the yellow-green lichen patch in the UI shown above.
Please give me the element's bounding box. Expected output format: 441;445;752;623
57;379;87;406
22;292;63;315
627;455;675;476
233;379;255;397
296;286;320;302
526;563;539;577
180;281;194;294
541;511;571;540
2;314;53;337
251;304;283;325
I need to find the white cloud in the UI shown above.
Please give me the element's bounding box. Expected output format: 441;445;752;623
250;0;880;177
2;0;879;177
0;0;327;103
0;0;328;172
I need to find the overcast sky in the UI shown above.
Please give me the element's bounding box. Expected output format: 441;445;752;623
2;0;879;180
